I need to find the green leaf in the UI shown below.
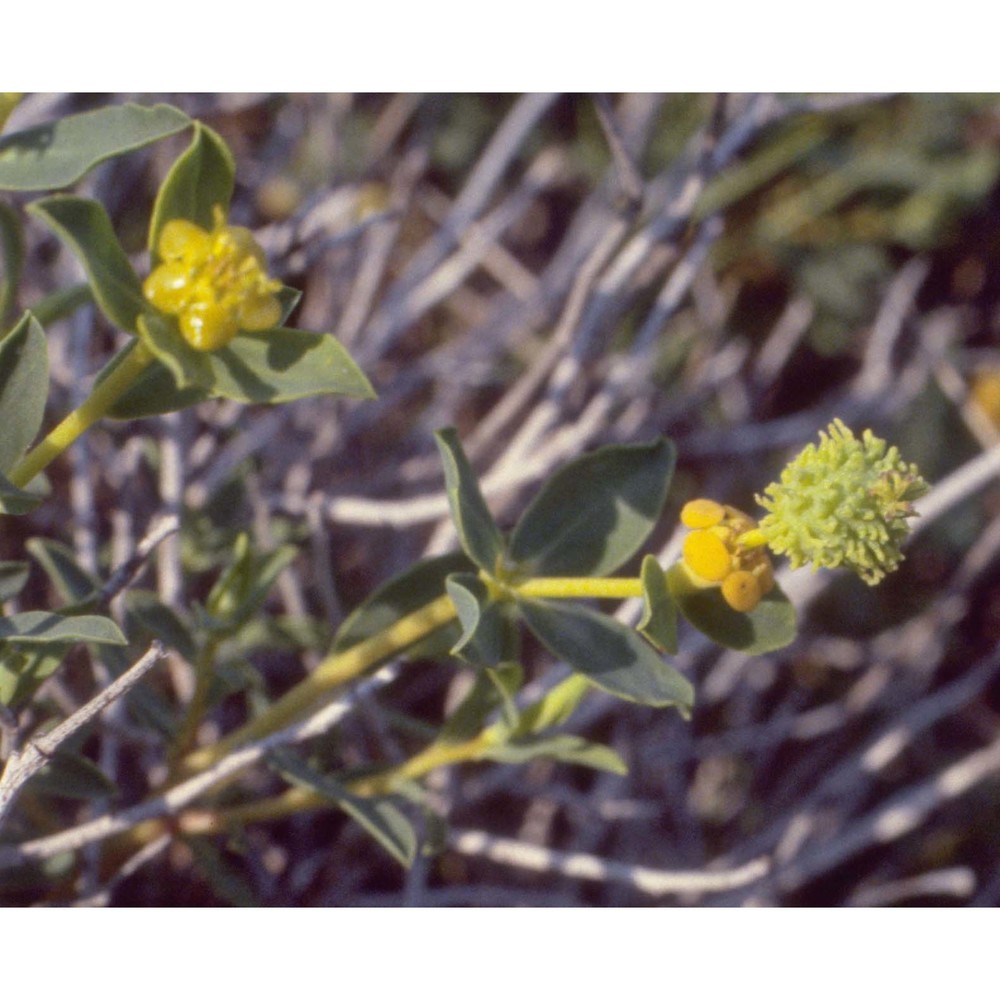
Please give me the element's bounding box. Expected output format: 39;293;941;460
186;838;260;907
0;103;191;191
0;561;28;602
31;751;119;800
0;611;126;646
638;554;678;654
205;534;298;636
99;341;209;420
0;312;48;473
207;328;375;404
28;282;92;328
444;573;518;665
124;590;197;661
0;645;68;707
28;196;147;333
26;538;101;605
434;428;506;574
135;312;214;391
439;662;523;744
271;751;417;868
503;672;591;737
482;734;627;775
666;563;797;655
107;324;374;418
148;122;234;256
0;199;24;322
333;552;473;658
0;471;42;515
509;438;676;577
518;597;694;711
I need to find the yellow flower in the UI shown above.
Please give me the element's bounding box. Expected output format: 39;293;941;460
679;499;775;613
143;206;282;351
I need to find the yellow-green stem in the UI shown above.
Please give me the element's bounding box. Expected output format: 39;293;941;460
180;732;492;834
181;576;646;774
168;637;222;772
8;341;155;488
181;592;459;773
515;576;643;600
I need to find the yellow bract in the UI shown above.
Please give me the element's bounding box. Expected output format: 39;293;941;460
143;206;282;352
679;500;775;612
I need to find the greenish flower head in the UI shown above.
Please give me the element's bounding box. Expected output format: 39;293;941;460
756;419;930;585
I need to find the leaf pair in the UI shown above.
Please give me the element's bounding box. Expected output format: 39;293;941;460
434;429;694;713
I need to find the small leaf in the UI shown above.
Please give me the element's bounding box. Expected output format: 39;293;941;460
444;573;518;665
135;312;213;390
148;122;234;256
666;562;797;655
0;312;48;473
483;734;627;775
0;199;24;321
0;561;29;602
518;597;694;711
31;751;119;800
434;428;506;574
0;645;68;707
205;534;298;636
26;537;101;605
0;611;126;646
334;552;473;658
28;196;147;333
638;554;678;654
0;471;42;515
186;838;259;907
271;751;417;868
439;662;523;744
100;342;209;420
503;672;591;738
509;438;676;577
0;103;191;191
125;590;197;661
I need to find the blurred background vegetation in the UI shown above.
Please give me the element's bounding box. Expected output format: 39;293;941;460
1;93;998;906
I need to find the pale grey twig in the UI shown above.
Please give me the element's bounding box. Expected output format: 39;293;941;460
446;827;769;898
0;642;164;830
0;661;399;869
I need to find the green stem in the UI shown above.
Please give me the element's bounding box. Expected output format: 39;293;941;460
8;340;154;488
168;636;222;771
514;576;643;600
179;575;645;773
181;592;460;773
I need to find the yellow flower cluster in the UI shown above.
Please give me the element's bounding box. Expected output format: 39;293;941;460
143;206;282;352
679;499;775;613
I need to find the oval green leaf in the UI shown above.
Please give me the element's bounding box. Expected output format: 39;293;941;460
0;103;191;191
28;196;147;333
0;561;29;602
270;750;416;868
509;438;676;577
0;199;24;322
434;428;506;574
444;572;518;665
666;562;797;655
518;596;694;711
0;611;126;646
638;554;678;654
0;312;48;473
148;122;235;257
333;552;473;658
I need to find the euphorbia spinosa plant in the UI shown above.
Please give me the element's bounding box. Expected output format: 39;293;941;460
0;100;929;881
